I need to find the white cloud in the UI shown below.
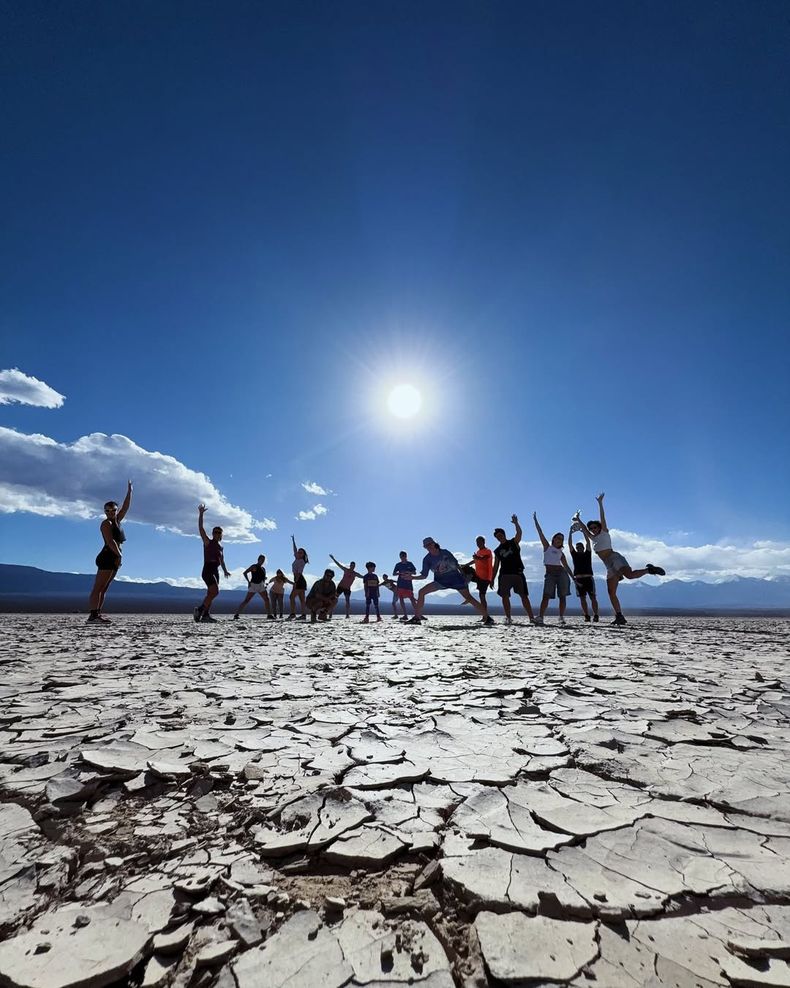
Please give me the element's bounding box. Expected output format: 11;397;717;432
302;481;332;496
0;427;276;542
296;503;328;522
0;368;65;408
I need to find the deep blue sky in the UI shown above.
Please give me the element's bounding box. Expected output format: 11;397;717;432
1;1;789;585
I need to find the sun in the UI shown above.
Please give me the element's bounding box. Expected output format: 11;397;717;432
387;383;422;419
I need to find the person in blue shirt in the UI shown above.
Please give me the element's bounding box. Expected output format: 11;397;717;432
392;550;418;621
409;537;493;625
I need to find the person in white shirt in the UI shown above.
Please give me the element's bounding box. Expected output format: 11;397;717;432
533;513;577;626
573;493;665;626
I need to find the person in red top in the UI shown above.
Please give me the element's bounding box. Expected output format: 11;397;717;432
471;535;494;613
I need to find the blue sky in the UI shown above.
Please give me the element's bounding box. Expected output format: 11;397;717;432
1;0;789;587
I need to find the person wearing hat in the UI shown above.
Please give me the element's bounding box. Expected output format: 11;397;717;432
409;537;493;625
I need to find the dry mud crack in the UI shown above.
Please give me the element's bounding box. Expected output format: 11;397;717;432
2;614;790;987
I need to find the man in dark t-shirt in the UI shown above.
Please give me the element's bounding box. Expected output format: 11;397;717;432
568;523;599;623
491;514;536;625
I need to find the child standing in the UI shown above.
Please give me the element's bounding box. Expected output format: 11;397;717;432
362;562;382;623
234;554;271;620
268;569;292;618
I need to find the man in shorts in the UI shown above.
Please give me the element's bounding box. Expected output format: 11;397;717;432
194;504;231;623
573;493;666;626
491;514;535;625
410;538;493;625
393;550;417;620
306;569;338;622
471;535;494;610
329;555;362;619
568;521;599;622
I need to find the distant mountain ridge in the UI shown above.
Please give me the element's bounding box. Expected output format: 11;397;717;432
0;563;788;614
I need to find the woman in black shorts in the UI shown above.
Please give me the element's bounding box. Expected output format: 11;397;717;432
87;481;132;623
288;534;309;620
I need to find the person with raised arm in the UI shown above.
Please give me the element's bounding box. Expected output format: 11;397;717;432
380;573;400;618
288;534;309;620
233;554;271;620
409;538;493;625
329;554;362;618
490;513;535;626
194;505;231;623
573;493;665;626
87;480;133;623
568;520;599;623
533;512;576;626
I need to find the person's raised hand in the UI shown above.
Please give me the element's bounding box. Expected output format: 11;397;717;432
532;511;537;522
596;492;605;503
198;503;206;514
511;513;518;524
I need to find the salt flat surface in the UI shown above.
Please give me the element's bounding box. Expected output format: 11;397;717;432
1;614;790;987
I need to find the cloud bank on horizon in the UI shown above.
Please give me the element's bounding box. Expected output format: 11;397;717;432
0;427;276;542
0;368;65;408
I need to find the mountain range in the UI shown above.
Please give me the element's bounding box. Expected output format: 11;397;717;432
0;564;788;614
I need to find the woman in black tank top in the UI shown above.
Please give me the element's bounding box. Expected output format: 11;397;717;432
233;554;272;620
88;481;132;623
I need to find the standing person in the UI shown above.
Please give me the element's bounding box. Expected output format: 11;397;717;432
568;522;599;623
268;569;292;618
87;480;133;623
380;574;400;618
491;514;535;626
410;538;493;625
329;555;362;618
234;555;271;620
393;551;417;621
471;535;494;612
533;513;576;625
288;535;309;621
362;562;382;623
194;505;231;623
306;569;338;622
572;493;666;626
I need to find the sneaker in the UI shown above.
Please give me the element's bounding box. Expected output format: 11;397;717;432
362;617;369;623
505;617;513;626
391;614;400;620
267;614;276;621
646;564;666;576
584;615;591;623
407;616;423;624
593;614;599;623
201;614;218;623
310;615;317;623
483;616;495;626
233;613;240;621
296;615;306;621
532;617;544;626
612;613;627;626
286;614;296;621
558;617;566;626
193;606;203;623
87;613;110;623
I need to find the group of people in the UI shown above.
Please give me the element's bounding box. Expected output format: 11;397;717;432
88;485;666;627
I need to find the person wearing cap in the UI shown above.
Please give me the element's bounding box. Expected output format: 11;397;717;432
409;537;493;625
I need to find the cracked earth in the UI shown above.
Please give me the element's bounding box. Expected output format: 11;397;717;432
2;614;790;988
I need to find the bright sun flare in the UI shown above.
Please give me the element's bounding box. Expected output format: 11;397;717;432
387;383;422;419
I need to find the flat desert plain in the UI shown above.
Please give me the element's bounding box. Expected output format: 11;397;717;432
2;614;790;988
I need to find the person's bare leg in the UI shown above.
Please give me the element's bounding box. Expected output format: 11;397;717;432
459;588;484;614
415;584;438;619
203;584;219;614
346;594;352;619
261;592;271;616
591;594;599;618
289;591;297;617
539;594;550;619
236;592;254;615
89;570;114;612
559;596;567;618
502;593;513;621
518;593;535;621
620;566;650;580
579;594;589;619
607;577;623;614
